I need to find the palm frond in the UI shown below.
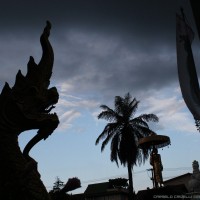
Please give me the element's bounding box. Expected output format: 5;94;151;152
114;95;124;115
132;125;154;139
136;147;150;166
115;93;139;120
124;92;132;103
130;117;149;129
95;123;118;145
101;129;117;152
99;104;112;111
128;98;139;117
98;105;118;122
137;114;159;123
110;133;121;166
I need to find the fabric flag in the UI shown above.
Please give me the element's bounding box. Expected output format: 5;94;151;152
176;13;200;130
190;0;200;40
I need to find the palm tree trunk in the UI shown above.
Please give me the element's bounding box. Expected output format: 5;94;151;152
128;162;135;200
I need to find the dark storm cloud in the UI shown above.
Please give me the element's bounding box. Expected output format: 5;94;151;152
0;0;191;37
52;27;177;95
0;0;195;100
0;0;187;36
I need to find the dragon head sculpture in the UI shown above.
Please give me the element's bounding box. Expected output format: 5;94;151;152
0;21;59;156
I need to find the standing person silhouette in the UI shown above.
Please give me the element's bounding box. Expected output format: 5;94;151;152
150;147;163;188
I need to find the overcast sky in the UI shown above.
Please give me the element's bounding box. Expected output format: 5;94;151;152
0;0;199;194
0;0;194;98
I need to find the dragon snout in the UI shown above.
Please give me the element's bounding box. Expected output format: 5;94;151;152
48;87;59;104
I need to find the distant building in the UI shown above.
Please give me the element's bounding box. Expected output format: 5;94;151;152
136;185;188;200
163;173;192;191
84;180;129;200
71;174;192;200
136;173;191;200
70;193;85;200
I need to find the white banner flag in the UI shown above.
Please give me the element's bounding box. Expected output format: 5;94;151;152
176;13;200;126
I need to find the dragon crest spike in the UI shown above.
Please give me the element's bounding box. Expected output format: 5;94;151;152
13;70;26;89
1;82;11;95
38;20;54;88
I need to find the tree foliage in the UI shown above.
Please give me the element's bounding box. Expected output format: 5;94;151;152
96;92;159;168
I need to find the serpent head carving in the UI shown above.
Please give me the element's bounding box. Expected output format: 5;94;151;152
0;21;59;156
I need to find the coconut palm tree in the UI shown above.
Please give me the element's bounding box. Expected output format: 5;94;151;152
95;93;158;200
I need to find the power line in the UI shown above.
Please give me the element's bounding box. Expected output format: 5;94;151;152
82;174;127;184
163;167;192;171
82;169;149;184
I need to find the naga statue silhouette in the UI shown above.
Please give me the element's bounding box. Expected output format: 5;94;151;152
0;22;80;200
